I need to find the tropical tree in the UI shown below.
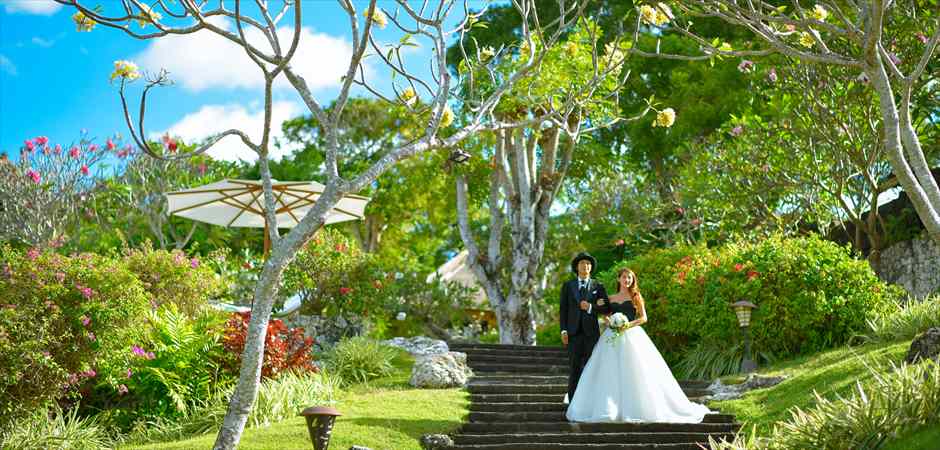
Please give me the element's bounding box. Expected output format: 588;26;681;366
57;0;596;447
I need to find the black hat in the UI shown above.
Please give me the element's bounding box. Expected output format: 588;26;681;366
571;252;597;274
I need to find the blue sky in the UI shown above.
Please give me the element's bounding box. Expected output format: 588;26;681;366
1;0;478;162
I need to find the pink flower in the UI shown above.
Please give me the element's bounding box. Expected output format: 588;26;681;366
132;345;147;357
339;287;352;295
614;239;625;246
81;315;91;327
76;285;94;299
67;373;80;385
126;368;133;378
198;163;207;175
767;68;778;83
118;384;129;395
888;53;902;66
117;149;129;159
146;351;155;360
82;369;96;378
916;32;929;44
106;138;116;151
80;165;90;176
675;207;685;215
737;60;755;73
26;170;41;184
42;351;51;358
69;146;81;158
35;136;49;146
731;126;744;136
88;144;99;152
691;218;702;226
26;248;40;260
190;258;199;269
54;144;62;154
86;332;96;342
734;263;744;272
24;140;35;152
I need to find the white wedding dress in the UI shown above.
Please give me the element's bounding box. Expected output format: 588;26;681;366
565;310;712;423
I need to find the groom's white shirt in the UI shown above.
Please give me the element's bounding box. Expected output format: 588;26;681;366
562;276;593;336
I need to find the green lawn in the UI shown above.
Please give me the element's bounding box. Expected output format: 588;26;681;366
123;354;469;450
710;339;912;436
883;424;940;450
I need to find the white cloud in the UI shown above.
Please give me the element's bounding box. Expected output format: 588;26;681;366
155;101;304;162
0;55;17;76
31;37;54;47
2;0;62;15
135;17;361;93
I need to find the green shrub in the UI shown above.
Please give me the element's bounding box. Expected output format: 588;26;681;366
90;304;234;426
123;243;225;316
0;404;114;450
676;340;774;380
536;324;564;347
121;371;340;445
598;234;902;367
324;336;397;385
0;246;149;430
863;295;940;343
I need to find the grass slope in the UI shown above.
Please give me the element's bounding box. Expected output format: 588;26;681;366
124;353;468;450
710;340;911;436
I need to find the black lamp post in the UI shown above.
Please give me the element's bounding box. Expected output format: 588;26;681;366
730;299;758;374
299;406;342;450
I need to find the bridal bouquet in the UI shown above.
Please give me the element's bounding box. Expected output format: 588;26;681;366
605;312;631;344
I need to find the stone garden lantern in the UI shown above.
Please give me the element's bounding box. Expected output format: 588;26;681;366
730;299;758;373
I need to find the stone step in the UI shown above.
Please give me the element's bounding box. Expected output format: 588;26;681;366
466;383;711;398
473;363;570;373
469;402;567;412
467;394;711;405
468;411;733;424
449;443;713;450
450;343;566;353
460;421;741;434
453;432;734;445
470;374;713;390
457;348;569;358
468;354;569;365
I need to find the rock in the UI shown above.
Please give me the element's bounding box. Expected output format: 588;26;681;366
706;373;787;401
420;434;454;450
383;336;449;357
905;327;940;365
282;314;370;352
410;351;472;389
349;446;372;450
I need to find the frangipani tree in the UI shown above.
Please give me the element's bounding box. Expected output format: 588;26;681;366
626;1;940;242
55;0;596;447
0;133;121;246
452;20;674;344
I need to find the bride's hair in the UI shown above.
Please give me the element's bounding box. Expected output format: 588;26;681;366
617;268;644;303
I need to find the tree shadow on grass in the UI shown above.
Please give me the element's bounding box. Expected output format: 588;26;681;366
345;417;463;440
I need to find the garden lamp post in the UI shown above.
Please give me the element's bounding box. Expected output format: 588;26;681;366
730;300;758;374
300;406;342;450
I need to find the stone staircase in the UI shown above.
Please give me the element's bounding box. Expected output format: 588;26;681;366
446;343;740;450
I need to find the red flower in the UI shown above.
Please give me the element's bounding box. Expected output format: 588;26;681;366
734;263;744;272
24;139;35;152
675;207;685;215
35;136;49;146
372;280;383;289
106;138;116;151
80;165;90;176
690;218;702;227
614;239;625;246
747;270;760;281
339;287;352;295
334;243;347;252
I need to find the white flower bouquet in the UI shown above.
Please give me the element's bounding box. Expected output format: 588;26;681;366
605;312;631;344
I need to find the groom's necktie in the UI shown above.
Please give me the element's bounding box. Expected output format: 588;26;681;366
578;281;587;300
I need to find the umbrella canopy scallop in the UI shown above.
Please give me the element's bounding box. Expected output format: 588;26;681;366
166;179;369;228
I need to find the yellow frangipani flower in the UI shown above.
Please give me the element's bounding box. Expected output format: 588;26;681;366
799;31;815;47
811;4;828;21
73;10;97;32
604;41;627;67
480;46;496;61
363;7;387;29
640;3;673;26
400;87;418;107
111;60;141;82
653;108;676;128
136;4;162;28
439;105;455;127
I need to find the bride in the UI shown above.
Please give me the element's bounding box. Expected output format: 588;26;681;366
565;268;713;423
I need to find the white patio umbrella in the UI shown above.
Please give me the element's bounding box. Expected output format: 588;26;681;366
166;179;370;255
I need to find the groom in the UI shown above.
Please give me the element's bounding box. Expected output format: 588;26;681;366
560;252;609;404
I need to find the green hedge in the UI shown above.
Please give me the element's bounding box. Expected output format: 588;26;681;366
598;234;903;366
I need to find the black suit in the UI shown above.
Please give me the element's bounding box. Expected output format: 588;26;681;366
560;277;609;402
